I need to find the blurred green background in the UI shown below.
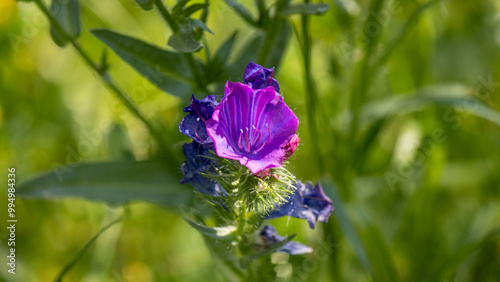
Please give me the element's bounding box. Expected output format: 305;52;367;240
1;0;500;281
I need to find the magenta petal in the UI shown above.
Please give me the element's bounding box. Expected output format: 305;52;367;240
206;82;298;174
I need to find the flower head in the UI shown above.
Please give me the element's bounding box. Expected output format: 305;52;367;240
244;61;280;92
179;94;218;148
266;181;333;229
180;141;226;197
260;225;312;255
206;81;298;174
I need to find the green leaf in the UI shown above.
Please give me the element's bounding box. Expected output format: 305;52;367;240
228;34;264;77
223;0;257;27
168;23;203;53
106;124;135;160
265;19;291;68
203;236;246;281
135;0;153;10
49;0;81;47
183;3;209;17
91;29;193;97
284;3;330;15
426;229;500;282
190;18;214;34
184;218;237;240
173;0;191;14
241;234;296;265
54;216;124;282
321;178;373;275
206;31;238;82
360;84;500;130
360;225;398;282
18;160;192;208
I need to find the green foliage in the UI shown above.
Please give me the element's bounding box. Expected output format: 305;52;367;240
91;29;193;97
18;160;192;208
5;0;500;281
49;0;81;47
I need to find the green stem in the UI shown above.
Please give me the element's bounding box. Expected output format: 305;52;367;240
342;0;387;198
34;0;169;153
153;0;209;94
257;0;289;64
152;0;179;32
300;0;323;174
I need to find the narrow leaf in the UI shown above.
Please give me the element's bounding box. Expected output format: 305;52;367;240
50;0;81;47
321;178;373;275
18;160;192;208
203;236;246;281
223;0;257;27
135;0;153;10
54;216;124;282
91;29;193;97
284;3;330;15
360;84;500;130
184;218;237;240
183;3;209;17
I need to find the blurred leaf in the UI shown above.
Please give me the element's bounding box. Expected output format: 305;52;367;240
168;23;203;53
184;218;237;240
360;84;500;130
321;178;373;276
173;0;191;14
241;234;296;266
49;0;81;47
331;0;360;16
91;29;193;97
228;34;263;76
206;31;238;82
190;18;214;34
106;124;135;160
54;216;124;282
135;0;153;11
223;0;257;27
18;160;192;208
361;225;398;282
183;3;209;17
426;229;500;282
284;3;330;15
203;236;246;281
265;19;291;69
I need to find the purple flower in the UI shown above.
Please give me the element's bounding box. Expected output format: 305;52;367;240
267;181;333;229
260;225;312;255
244;61;280;92
179;94;218;148
180;142;226;197
206;81;299;174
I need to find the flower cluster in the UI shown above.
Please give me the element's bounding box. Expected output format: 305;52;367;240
179;62;333;257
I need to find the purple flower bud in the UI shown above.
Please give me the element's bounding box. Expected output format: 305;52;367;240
206;81;299;174
180;142;226;197
244;61;280;92
179;94;218;148
266;181;334;229
260;225;312;255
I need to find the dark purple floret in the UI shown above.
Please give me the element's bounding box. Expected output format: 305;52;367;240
244;61;280;92
206;82;298;174
266;181;333;229
179;94;218;148
180;142;226;197
260;225;312;255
